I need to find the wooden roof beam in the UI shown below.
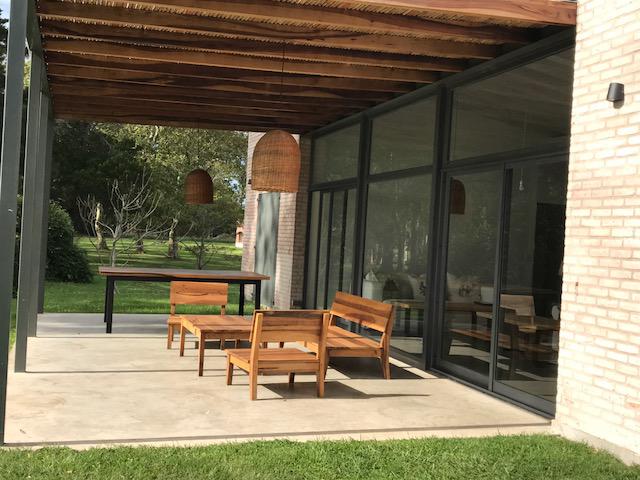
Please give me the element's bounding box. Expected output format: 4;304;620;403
37;1;500;58
41;19;467;73
44;52;418;93
43;38;439;83
46;64;396;102
302;0;578;26
71;0;533;43
47;77;383;109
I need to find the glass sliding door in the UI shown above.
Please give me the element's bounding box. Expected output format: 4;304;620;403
305;188;356;309
438;170;502;385
362;174;431;360
493;160;567;412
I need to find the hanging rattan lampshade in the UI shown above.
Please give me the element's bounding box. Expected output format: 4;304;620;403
184;169;213;204
251;130;300;193
450;179;466;215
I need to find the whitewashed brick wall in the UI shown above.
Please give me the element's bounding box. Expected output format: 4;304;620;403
241;132;310;309
555;0;640;463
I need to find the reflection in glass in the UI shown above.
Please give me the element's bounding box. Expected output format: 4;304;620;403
305;192;321;308
362;175;431;359
495;161;567;403
370;98;437;174
305;189;356;309
450;49;574;161
312;124;360;183
440;171;501;383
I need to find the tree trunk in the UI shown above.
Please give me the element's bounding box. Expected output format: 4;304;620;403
95;202;108;250
167;218;179;259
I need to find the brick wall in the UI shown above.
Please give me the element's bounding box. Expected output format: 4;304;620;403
555;0;640;463
241;132;311;309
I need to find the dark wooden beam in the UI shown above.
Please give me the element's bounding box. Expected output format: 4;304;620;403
297;0;577;26
53;94;345;124
37;1;500;58
45;52;417;93
77;0;533;43
41;19;467;72
43;38;439;83
54;111;310;133
47;77;382;109
49;80;366;115
46;64;399;102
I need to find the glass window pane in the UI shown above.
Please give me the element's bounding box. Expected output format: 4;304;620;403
362;175;431;360
450;49;574;161
312;124;360;183
305;191;321;308
326;191;345;307
440;171;502;383
370;98;437;174
495;161;567;403
342;190;356;294
316;193;330;308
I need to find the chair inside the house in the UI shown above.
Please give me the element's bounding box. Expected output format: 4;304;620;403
166;281;229;349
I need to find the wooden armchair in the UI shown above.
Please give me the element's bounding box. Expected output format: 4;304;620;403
167;281;228;349
225;310;330;400
306;292;395;379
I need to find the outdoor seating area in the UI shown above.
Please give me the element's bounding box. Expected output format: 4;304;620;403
4;312;551;446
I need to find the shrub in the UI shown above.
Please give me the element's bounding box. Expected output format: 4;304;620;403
45;202;93;283
13;199;92;295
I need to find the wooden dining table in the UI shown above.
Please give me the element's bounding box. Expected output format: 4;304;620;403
98;266;269;333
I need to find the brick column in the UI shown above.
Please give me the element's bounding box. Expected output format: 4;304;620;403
241;132;311;309
555;0;640;464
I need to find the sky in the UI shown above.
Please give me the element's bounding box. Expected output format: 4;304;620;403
0;1;9;20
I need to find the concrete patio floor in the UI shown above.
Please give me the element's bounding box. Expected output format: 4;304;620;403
5;314;552;448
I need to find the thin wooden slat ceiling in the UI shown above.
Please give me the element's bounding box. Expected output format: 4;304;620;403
37;0;577;133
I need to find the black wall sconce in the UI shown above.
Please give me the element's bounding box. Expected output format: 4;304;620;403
607;82;625;105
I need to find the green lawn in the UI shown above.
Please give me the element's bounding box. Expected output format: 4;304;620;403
8;237;245;348
44;236;246;315
1;436;638;480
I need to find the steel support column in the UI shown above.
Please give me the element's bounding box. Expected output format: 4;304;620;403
0;0;30;445
15;53;47;371
36;117;54;316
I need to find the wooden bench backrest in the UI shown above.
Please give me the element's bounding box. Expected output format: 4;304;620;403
250;310;329;344
330;291;394;335
169;281;228;314
500;294;535;317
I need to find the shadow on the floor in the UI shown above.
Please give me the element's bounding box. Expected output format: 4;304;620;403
256;380;433;401
327;357;426;380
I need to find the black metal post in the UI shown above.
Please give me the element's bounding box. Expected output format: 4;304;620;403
238;283;245;316
104;277;115;333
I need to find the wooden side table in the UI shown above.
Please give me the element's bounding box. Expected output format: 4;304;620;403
178;315;252;376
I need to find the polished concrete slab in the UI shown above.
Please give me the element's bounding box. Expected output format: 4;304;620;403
5;314;552;448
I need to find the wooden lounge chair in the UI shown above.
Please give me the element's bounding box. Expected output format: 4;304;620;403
225;310;330;400
307;292;395;379
166;281;228;349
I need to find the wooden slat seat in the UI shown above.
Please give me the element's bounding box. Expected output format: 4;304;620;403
226;310;330;400
166;281;228;349
306;292;395;379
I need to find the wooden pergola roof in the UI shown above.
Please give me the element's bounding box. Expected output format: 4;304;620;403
36;0;577;133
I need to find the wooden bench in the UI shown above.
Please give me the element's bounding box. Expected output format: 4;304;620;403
307;292;395;379
167;281;228;349
225;310;330;400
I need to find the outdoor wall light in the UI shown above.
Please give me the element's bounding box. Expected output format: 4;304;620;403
606;82;625;104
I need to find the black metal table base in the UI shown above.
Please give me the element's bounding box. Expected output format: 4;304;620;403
102;276;262;333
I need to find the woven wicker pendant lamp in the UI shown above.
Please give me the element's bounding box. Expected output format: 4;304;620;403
185;168;213;204
251;130;301;193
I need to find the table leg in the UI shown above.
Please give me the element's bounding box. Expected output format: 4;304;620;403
104;277;115;334
179;323;186;357
239;282;245;316
255;281;261;312
198;333;205;377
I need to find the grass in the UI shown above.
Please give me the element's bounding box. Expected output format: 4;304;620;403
0;436;638;480
8;237;244;348
44;236;245;315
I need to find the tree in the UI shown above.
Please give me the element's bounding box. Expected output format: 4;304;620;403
78;171;165;266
